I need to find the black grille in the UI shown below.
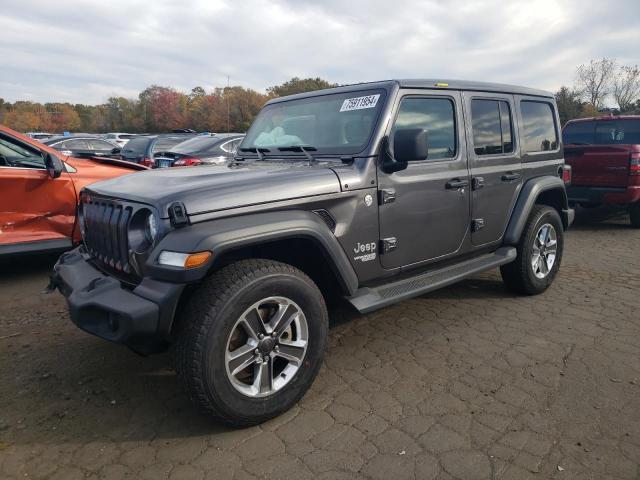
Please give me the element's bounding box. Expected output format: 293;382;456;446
82;197;133;275
312;209;336;232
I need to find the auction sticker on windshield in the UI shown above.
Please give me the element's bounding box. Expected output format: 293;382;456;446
340;94;380;112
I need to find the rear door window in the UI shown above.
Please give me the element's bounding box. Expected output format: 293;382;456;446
563;121;595;145
471;99;514;155
62;139;90;150
594;120;640;144
520;101;558;152
88;139;115;151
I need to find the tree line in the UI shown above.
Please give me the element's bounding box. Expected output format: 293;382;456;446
0;77;336;134
555;58;640;124
1;62;639;134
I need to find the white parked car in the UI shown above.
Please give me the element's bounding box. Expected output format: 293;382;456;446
26;132;54;141
103;133;137;147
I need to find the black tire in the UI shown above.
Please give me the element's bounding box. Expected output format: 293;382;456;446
630;203;640;228
176;259;328;427
501;205;564;295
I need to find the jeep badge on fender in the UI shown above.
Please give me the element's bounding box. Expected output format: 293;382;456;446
51;79;573;427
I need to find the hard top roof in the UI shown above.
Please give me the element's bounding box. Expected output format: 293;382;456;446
266;79;553;105
565;115;640;123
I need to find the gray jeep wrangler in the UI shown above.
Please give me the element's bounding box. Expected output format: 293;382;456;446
52;80;574;426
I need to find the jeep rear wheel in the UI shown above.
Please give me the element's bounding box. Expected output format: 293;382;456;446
630;202;640;228
501;205;564;295
176;259;328;427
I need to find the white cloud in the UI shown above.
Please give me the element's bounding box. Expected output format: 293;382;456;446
1;0;638;103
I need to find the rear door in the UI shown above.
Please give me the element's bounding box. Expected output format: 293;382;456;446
564;119;637;188
463;93;522;246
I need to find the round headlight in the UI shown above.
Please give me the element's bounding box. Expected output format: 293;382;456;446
128;208;157;253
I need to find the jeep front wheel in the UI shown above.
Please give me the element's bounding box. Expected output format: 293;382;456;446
176;259;328;427
501;205;564;295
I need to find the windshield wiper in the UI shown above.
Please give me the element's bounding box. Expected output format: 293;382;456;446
239;147;271;161
278;145;318;165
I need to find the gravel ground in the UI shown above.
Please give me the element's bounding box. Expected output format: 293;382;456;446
1;207;639;480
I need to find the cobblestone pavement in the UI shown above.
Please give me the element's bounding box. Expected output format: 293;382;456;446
1;207;639;480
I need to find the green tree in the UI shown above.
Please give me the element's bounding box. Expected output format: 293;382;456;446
267;77;337;97
555;86;584;125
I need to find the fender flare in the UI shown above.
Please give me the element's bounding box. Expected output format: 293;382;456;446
145;210;359;295
503;176;570;245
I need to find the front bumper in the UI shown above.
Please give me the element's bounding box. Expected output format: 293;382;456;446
52;247;184;353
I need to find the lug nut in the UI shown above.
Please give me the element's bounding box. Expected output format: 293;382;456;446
254;349;259;354
271;332;277;338
274;345;279;352
255;357;262;364
258;333;264;340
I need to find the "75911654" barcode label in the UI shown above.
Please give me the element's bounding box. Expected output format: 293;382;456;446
339;94;380;112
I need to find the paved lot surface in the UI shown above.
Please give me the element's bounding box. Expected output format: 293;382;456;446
1;207;639;480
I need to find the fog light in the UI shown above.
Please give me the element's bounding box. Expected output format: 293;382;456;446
158;250;212;268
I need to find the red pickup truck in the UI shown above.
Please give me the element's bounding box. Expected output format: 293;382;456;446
563;115;640;227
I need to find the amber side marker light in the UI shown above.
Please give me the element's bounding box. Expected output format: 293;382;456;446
158;250;212;269
434;82;449;87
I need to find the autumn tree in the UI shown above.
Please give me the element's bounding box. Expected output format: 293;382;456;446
42;103;81;132
4;109;41;131
575;58;617;109
139;85;190;132
267;77;337;97
613;65;640;112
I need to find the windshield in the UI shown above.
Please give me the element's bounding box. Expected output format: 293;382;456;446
241;89;387;156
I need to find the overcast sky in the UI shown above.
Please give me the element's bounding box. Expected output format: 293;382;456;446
1;0;638;104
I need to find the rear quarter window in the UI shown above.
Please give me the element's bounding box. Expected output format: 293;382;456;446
520;101;558;153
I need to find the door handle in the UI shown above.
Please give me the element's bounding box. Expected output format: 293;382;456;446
445;179;469;189
501;173;521;182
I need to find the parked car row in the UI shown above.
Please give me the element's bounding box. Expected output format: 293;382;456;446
25;130;245;168
119;133;244;167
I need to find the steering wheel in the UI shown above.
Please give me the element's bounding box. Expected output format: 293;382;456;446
0;153;8;166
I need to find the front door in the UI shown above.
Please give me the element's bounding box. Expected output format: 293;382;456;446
462;93;522;246
378;90;470;270
0;133;76;247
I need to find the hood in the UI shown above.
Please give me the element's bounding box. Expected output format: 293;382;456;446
85;161;342;217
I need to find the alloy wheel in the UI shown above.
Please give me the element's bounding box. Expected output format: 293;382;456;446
224;297;309;398
531;223;557;279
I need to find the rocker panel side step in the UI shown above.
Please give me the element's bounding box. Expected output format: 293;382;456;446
347;247;516;313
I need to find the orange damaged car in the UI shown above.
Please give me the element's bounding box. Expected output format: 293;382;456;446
0;125;147;256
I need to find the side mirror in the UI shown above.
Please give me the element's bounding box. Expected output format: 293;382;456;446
44;152;64;179
394;128;429;163
111;147;121;154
